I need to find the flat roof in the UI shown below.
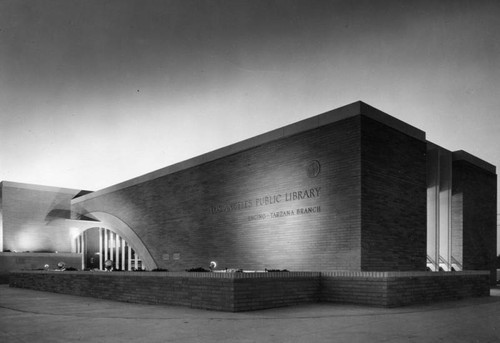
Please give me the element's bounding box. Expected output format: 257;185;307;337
72;101;426;204
1;181;87;195
452;150;496;174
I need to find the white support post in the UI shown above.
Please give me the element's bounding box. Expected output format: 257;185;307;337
134;250;138;271
81;231;85;270
128;245;132;271
104;229;108;263
99;227;103;270
121;238;125;271
115;233;119;269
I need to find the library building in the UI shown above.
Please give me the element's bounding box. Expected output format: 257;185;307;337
1;101;496;311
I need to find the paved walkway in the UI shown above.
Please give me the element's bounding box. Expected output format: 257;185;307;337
1;285;500;342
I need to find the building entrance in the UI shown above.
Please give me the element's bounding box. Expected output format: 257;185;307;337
74;227;142;271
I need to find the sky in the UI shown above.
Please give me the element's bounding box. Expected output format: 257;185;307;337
1;1;499;200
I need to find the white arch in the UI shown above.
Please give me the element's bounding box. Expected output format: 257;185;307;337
77;212;158;270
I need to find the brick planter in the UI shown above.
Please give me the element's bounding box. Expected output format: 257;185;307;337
9;270;490;311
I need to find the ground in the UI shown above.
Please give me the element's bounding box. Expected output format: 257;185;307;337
1;285;499;342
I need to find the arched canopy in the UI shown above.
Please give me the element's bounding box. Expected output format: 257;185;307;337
74;212;157;270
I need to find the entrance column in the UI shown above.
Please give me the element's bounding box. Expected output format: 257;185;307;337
115;233;119;269
99;227;103;270
134;250;138;270
104;229;108;263
81;230;85;270
121;238;126;270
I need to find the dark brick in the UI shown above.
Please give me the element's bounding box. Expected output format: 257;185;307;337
452;159;497;284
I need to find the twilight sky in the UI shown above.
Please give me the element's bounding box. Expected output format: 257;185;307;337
1;0;500;202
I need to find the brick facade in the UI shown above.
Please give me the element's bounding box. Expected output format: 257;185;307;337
361;117;427;271
72;109;428;273
73;116;365;272
452;157;497;284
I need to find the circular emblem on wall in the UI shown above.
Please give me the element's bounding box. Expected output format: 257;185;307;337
307;160;321;178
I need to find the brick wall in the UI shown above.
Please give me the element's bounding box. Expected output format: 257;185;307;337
320;271;490;307
452;159;497;284
73;113;430;273
9;271;320;312
73;116;364;272
73;113;429;274
10;270;490;311
360;116;427;271
232;274;320;311
0;252;82;283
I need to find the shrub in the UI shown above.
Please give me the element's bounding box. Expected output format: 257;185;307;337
185;267;211;272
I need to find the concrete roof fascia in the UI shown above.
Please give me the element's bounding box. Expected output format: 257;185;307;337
1;180;86;195
356;102;425;141
72;101;426;204
452;150;496;174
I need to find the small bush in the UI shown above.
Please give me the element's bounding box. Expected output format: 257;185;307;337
185;267;211;272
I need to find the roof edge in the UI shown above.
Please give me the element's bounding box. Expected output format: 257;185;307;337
452;150;496;174
1;180;90;195
72;101;426;204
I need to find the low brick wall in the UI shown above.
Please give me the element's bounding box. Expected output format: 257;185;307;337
9;270;490;311
0;252;82;284
232;273;320;311
321;271;491;307
9;271;320;312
